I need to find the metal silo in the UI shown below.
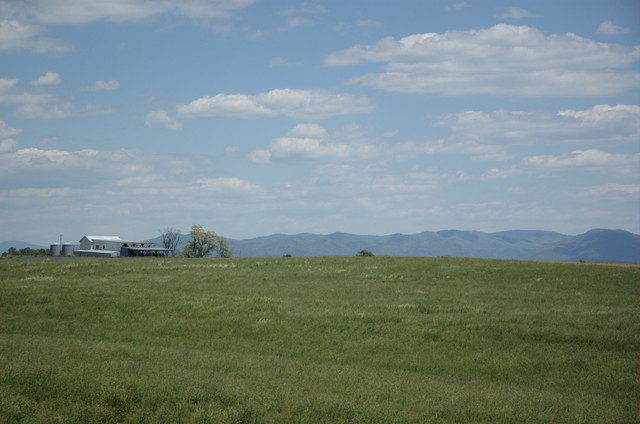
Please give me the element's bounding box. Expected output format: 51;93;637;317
61;243;74;256
50;243;61;256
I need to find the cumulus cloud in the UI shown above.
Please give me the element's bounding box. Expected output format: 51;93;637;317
287;123;328;138
250;123;380;163
83;80;120;91
325;24;640;97
145;109;182;130
1;78;113;119
0;78;53;106
523;149;640;176
177;89;375;120
9;0;255;25
597;21;630;35
0;145;268;241
0;20;72;53
0;138;18;152
31;72;61;86
0;1;254;53
0;120;21;138
433;104;640;146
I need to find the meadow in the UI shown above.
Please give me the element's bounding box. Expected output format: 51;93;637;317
0;256;638;423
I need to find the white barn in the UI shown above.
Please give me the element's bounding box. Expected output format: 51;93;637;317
75;235;172;257
76;236;123;257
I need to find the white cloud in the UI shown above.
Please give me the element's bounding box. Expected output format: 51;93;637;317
250;124;380;163
192;177;262;195
432;104;640;146
287;123;328;138
497;7;535;19
31;72;61;86
177;89;375;120
0;120;21;138
144;109;183;130
597;21;630;35
325;24;640;97
83;80;120;91
1;78;113;119
447;2;470;11
0;138;18;152
15;103;75;119
248;149;271;164
0;1;254;53
580;184;640;200
14;102;112;120
12;0;256;25
0;20;72;53
0;78;52;105
522;149;640;176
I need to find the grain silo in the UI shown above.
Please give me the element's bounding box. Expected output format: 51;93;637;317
61;243;75;256
50;243;61;256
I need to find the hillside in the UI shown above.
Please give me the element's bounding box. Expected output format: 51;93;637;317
226;229;639;263
530;229;640;264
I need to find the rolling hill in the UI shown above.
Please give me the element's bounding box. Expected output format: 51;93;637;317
224;229;639;263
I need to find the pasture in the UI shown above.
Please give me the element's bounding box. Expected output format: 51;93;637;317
0;256;638;423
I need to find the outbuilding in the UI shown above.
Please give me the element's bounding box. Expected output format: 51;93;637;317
75;235;171;257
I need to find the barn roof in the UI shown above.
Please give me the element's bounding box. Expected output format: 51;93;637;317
81;236;121;242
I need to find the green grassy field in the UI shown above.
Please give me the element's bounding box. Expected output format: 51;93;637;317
0;256;638;423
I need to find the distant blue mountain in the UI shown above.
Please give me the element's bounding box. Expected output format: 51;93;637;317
529;229;640;264
5;229;639;264
222;229;639;264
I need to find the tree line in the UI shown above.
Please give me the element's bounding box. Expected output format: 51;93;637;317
1;247;49;257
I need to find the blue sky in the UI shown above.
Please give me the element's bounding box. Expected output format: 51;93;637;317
1;0;638;245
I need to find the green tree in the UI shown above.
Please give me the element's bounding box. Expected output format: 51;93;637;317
356;250;374;256
182;224;232;258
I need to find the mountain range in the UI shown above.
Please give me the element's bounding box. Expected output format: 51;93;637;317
3;229;639;264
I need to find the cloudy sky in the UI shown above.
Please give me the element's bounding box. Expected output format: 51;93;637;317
1;0;638;245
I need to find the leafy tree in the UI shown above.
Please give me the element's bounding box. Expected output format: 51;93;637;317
356;250;374;256
182;224;232;258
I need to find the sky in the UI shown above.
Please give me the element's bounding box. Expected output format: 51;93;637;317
1;0;639;245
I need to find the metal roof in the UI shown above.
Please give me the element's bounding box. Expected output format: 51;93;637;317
82;236;121;242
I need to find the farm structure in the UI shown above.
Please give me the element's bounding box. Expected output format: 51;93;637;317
75;236;172;257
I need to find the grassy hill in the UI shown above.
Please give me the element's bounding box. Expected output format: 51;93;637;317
1;256;638;423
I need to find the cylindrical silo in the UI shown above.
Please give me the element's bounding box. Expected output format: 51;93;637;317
50;243;61;256
61;243;74;256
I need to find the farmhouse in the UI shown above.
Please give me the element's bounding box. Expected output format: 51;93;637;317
75;235;172;257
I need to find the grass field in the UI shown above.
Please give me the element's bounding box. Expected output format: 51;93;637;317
0;256;638;423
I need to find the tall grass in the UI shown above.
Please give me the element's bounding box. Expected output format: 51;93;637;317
0;257;638;423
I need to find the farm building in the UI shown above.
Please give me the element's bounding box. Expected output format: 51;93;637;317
75;236;172;257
